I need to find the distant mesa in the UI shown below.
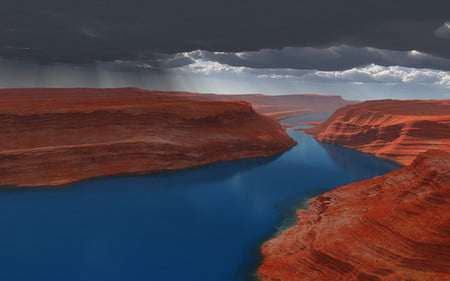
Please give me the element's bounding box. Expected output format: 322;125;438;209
0;88;307;187
174;92;356;121
304;99;450;165
258;149;450;281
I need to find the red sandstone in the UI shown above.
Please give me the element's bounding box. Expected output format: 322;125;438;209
0;88;299;187
305;99;450;165
258;149;450;281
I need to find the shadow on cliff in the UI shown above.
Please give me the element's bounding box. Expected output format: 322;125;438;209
134;152;286;187
0;151;286;193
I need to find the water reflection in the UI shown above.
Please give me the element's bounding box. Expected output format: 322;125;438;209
319;142;401;177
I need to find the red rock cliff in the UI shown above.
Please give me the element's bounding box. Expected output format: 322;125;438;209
305;99;450;165
258;149;450;281
0;88;296;187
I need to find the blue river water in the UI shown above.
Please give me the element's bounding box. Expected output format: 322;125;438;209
0;116;400;281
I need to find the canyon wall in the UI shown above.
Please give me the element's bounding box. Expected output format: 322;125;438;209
0;88;296;187
305;99;450;165
258;149;450;281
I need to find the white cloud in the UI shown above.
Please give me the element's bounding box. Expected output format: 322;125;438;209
312;64;450;87
441;75;450;87
171;45;450;71
256;74;297;79
184;60;246;74
171;55;450;88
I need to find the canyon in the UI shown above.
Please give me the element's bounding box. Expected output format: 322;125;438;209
2;88;449;280
305;99;450;165
0;98;400;281
258;149;450;281
0;88;301;187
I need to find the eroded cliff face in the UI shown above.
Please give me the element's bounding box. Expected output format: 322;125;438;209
0;88;296;187
258;149;450;281
305;99;450;165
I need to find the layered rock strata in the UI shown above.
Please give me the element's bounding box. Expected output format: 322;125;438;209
0;88;296;186
259;149;450;281
305;99;450;165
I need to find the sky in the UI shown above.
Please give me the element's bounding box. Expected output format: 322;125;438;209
1;0;449;100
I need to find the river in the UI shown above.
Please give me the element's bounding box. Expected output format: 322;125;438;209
0;116;400;281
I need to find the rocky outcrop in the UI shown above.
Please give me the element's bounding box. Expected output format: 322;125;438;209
0;88;296;187
305;99;450;165
258;149;450;281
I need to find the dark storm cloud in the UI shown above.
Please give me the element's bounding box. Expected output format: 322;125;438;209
184;46;450;71
434;22;450;39
113;53;195;71
0;0;449;69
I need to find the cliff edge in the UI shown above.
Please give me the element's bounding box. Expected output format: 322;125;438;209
305;99;450;165
0;88;296;186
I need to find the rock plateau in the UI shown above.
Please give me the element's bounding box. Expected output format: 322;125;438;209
0;88;298;187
